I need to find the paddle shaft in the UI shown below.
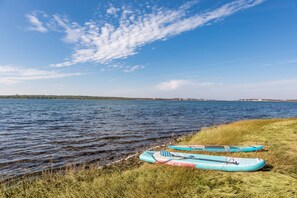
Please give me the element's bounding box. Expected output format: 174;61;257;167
172;154;239;165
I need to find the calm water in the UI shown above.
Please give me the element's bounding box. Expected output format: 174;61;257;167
0;99;297;180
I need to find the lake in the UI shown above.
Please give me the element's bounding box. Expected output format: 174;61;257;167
0;99;296;181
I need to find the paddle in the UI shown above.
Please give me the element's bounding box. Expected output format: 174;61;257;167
170;153;239;165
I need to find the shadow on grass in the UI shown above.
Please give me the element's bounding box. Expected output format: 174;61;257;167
257;149;269;152
261;163;274;172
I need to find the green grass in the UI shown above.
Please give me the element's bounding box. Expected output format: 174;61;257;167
1;118;297;198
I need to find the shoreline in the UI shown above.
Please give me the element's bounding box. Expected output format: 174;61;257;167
0;131;196;185
1;118;297;197
1;95;297;102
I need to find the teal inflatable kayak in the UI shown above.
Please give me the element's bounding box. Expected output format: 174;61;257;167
139;150;266;172
168;145;264;152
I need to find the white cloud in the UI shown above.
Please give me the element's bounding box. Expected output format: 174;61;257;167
27;0;264;67
156;80;192;91
156;79;214;91
26;12;48;33
97;63;145;73
0;65;81;84
106;6;118;15
123;65;145;73
50;61;74;68
52;15;83;43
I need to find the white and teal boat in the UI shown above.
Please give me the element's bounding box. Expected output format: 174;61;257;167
140;150;266;172
168;145;264;152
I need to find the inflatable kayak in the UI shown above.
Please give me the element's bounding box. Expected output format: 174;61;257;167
139;150;265;172
168;145;264;152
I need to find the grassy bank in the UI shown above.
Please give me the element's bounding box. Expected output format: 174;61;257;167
1;118;297;197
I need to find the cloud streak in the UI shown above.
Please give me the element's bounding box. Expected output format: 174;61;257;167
156;79;214;91
156;80;192;91
27;0;264;68
26;12;48;33
0;65;81;84
123;65;145;73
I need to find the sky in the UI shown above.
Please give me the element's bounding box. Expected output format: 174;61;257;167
0;0;297;99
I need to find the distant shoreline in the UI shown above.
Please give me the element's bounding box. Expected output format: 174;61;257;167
0;95;296;102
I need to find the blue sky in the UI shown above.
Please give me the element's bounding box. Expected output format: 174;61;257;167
0;0;297;99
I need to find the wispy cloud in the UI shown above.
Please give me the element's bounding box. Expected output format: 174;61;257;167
0;65;81;84
52;15;83;43
123;65;145;73
156;79;214;91
26;11;48;33
156;80;192;91
106;5;118;16
99;63;145;73
27;0;264;68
